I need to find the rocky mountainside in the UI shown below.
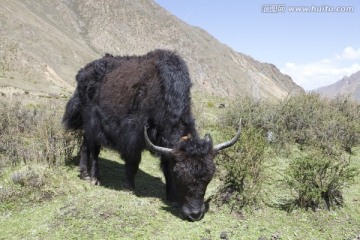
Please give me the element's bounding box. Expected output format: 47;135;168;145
0;0;303;100
317;71;360;101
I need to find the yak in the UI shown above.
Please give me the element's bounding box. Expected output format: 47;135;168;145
62;49;241;221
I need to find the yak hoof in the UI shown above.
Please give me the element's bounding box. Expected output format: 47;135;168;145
122;182;135;192
82;176;91;181
90;178;101;186
80;171;90;180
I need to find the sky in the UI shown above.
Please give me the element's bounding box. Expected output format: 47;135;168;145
154;0;360;90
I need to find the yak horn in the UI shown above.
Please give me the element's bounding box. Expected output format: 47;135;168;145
214;119;242;151
144;126;173;155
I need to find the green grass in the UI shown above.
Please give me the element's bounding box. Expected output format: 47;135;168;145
0;95;359;239
1;149;360;240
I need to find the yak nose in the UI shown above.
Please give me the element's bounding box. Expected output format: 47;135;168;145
188;209;203;221
182;204;206;221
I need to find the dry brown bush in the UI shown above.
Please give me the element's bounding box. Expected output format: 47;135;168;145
0;100;81;168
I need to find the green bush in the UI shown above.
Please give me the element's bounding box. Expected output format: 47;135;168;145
216;125;267;210
214;93;360;211
224;93;360;156
328;96;360;154
286;149;358;210
220;96;275;133
271;93;360;155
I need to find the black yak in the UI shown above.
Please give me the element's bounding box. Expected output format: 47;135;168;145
62;49;241;221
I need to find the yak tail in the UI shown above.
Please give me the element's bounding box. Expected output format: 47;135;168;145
62;90;83;130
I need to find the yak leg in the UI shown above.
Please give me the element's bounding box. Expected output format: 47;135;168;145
161;156;178;205
79;136;90;180
123;152;141;191
89;143;101;185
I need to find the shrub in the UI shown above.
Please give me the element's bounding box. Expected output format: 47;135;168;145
328;96;360;154
216;125;267;210
0;163;79;204
214;93;360;211
0;100;81;167
0;99;82;204
271;93;360;155
227;93;360;156
11;166;45;188
285;149;358;210
220;96;275;133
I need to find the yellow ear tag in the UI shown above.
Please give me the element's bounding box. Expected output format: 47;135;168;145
181;134;191;141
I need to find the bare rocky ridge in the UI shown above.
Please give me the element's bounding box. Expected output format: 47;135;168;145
0;0;303;99
316;71;360;101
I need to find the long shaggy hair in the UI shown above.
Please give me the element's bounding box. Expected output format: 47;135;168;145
63;50;197;155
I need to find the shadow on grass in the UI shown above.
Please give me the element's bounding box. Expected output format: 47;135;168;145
66;155;217;220
268;200;296;213
67;155;184;219
67;155;165;200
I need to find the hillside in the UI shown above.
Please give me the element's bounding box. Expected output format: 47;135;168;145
317;71;360;101
0;0;303;100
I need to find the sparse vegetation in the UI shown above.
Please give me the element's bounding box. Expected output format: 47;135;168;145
0;93;360;239
0;100;81;204
0;100;81;168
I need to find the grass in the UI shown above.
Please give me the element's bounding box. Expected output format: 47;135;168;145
0;95;359;239
1;148;360;240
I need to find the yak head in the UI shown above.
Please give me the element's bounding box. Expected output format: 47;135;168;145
144;121;241;221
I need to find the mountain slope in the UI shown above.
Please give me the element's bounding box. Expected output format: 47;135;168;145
317;71;360;101
0;0;303;99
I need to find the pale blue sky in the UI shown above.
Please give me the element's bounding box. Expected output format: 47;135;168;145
154;0;360;90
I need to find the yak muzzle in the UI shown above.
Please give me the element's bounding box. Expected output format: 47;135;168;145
181;203;206;222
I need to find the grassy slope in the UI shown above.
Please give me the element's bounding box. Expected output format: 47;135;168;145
1;147;360;240
0;94;359;239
